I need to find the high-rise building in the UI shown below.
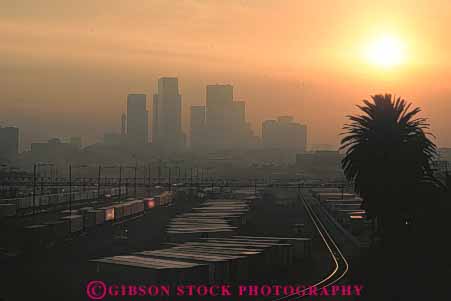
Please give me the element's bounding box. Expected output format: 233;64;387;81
152;94;159;144
121;113;126;137
203;84;256;150
127;94;148;144
190;106;206;150
262;116;307;152
153;77;184;151
206;85;233;125
0;126;19;161
206;84;233;138
31;138;79;162
206;85;234;149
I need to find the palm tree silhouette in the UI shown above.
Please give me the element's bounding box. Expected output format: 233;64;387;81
341;94;437;242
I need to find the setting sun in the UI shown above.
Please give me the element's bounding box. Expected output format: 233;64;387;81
365;35;406;68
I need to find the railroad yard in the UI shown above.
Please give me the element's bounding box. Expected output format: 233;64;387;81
0;182;368;301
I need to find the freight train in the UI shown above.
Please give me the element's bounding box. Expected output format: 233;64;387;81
0;187;125;217
9;191;175;250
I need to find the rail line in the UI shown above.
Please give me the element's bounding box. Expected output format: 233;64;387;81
272;190;349;301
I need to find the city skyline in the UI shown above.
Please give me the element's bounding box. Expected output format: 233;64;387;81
3;77;313;153
2;1;451;150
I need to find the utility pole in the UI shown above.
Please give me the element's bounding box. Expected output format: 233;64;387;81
158;165;161;186
32;164;37;216
148;163;151;187
168;167;172;191
118;166;122;198
134;164;137;197
69;164;72;233
97;165;101;201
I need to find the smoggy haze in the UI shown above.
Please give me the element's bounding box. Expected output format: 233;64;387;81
1;0;451;150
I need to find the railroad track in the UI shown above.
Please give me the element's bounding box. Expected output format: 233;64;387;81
272;190;349;301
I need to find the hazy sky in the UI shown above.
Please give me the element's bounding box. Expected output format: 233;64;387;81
1;0;451;150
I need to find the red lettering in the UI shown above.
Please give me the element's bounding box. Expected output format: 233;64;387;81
138;286;146;296
308;286;318;296
221;285;232;296
341;285;352;296
128;285;137;296
261;285;271;296
108;285;119;297
331;285;340;296
249;285;259;296
239;285;247;296
176;285;185;296
354;285;364;296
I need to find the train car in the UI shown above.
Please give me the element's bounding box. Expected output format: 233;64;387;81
22;224;51;249
43;220;70;240
135;249;242;283
86;209;106;226
91;255;209;285
347;215;366;235
158;191;174;206
317;193;356;202
0;203;16;218
60;215;84;233
60;209;80;215
98;206;115;221
129;200;144;215
144;197;156;209
112;203;126;220
48;194;59;206
16;196;33;209
38;195;49;207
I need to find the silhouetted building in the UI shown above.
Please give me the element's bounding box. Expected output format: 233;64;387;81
190;106;206;150
31;138;79;161
206;84;233;149
121;113;126;137
204;84;256;150
296;150;342;174
153;77;184;151
0;126;19;161
152;94;159;144
127;94;148;144
262;116;307;152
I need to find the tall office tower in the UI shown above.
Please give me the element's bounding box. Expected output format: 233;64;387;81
127;94;148;144
152;94;159;144
262;116;307;152
190;106;206;150
229;101;246;146
121;113;126;136
0;126;19;161
206;84;233;149
153;77;184;151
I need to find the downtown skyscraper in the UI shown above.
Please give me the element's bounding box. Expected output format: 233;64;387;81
152;77;185;151
126;94;148;145
189;84;256;151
